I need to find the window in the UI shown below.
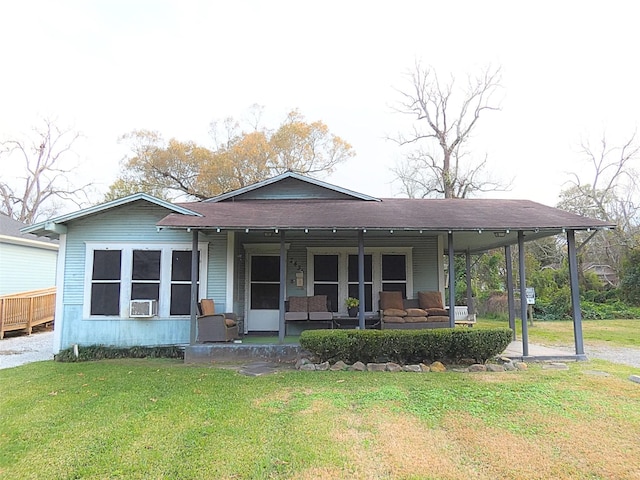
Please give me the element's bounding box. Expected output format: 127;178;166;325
85;243;207;318
307;248;412;313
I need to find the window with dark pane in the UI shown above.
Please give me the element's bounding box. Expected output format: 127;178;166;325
251;256;280;282
250;283;280;310
170;250;200;315
90;250;122;315
132;250;160;280
171;250;199;281
314;284;338;312
249;255;280;310
170;284;191;315
92;250;121;280
314;255;338;281
382;254;407;298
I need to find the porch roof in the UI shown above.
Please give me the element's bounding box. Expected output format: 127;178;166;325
157;198;615;253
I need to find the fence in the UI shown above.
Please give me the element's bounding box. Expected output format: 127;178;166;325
0;287;56;339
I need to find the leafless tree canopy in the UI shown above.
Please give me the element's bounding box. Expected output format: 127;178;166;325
391;63;508;198
0;119;89;223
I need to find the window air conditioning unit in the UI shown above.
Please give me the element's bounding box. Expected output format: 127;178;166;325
130;299;158;318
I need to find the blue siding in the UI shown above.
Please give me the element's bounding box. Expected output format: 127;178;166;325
0;243;57;295
204;231;228;311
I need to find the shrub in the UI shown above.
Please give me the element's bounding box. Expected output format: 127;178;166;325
55;345;184;362
299;328;513;364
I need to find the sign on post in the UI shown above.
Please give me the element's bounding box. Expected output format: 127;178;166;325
525;287;536;305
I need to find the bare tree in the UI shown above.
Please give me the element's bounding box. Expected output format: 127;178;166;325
0;118;89;223
391;63;508;198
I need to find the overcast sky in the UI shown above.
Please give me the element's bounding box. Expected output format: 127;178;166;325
1;0;639;210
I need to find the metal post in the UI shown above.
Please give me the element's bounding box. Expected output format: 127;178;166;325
358;230;365;330
518;231;529;356
279;230;286;343
567;229;586;357
189;229;199;345
448;232;455;328
505;244;516;340
465;250;473;316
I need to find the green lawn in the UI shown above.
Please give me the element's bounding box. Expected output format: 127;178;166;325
1;357;640;479
477;317;640;348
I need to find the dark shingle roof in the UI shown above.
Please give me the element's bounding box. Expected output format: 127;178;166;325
0;213;58;245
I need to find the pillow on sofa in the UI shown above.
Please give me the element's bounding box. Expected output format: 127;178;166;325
307;295;328;312
405;308;428;317
418;291;444;310
288;296;308;312
383;308;407;317
426;308;449;317
382;316;405;323
380;291;404;310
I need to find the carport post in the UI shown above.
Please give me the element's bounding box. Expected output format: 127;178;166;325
279;230;286;343
518;231;529;356
505;244;516;340
448;232;455;328
465;250;473;316
566;229;585;356
358;229;365;330
190;229;199;345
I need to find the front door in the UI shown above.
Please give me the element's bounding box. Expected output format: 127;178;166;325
247;255;281;331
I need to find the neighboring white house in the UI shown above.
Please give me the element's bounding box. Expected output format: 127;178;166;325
0;213;58;295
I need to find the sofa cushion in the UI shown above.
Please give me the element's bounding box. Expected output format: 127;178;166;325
307;295;328;312
405;308;428;317
383;308;407;317
285;312;308;321
426;308;449;317
428;315;449;323
418;291;444;310
309;311;332;321
288;296;308;312
404;316;428;323
382;316;405;323
380;291;404;310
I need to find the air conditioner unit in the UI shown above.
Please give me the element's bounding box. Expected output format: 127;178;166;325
129;299;158;318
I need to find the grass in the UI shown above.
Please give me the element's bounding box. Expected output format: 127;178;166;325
477;317;640;348
1;356;640;479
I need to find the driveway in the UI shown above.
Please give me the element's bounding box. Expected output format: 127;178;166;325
0;329;54;369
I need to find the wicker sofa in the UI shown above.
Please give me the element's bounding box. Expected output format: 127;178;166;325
284;295;333;334
379;291;450;330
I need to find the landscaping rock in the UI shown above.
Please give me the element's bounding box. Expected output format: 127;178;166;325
629;375;640;384
350;361;366;371
367;363;387;372
583;370;611;377
503;362;516;371
487;364;505;373
403;365;422;373
315;361;330;371
386;362;403;372
330;361;348;371
419;363;431;372
515;362;528;371
543;363;569;370
430;361;447;372
468;364;487;372
299;363;316;371
295;358;312;369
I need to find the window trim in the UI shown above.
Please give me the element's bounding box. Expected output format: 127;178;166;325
306;247;413;314
84;242;208;319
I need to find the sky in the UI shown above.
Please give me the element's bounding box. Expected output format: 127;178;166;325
1;0;639;212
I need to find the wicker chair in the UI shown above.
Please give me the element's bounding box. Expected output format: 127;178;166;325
196;299;239;342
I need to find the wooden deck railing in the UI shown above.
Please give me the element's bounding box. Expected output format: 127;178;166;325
0;287;56;339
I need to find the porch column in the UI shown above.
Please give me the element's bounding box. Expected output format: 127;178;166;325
358;229;365;330
518;231;529;356
465;250;473;316
279;230;286;343
505;244;516;340
567;229;586;357
189;229;199;345
447;232;455;328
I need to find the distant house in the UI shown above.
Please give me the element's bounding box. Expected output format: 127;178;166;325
584;263;618;287
23;172;614;357
0;213;58;295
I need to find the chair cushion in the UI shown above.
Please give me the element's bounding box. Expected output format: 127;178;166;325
285;312;308;321
288;296;308;312
225;318;237;327
379;291;404;310
426;308;449;317
383;316;405;323
200;299;216;315
405;308;428;317
382;308;407;317
309;311;332;321
418;291;444;310
307;295;328;312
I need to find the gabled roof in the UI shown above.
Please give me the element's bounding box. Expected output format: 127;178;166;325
22;193;201;238
204;171;380;202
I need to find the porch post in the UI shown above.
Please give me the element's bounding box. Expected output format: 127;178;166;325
447;232;455;328
518;231;529;356
189;229;199;345
567;229;586;357
465;250;473;316
358;229;365;330
505;244;516;340
279;230;286;343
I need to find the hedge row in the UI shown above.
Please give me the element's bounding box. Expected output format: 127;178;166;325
55;345;184;362
299;328;513;364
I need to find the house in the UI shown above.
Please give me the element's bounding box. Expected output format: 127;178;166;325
23;172;615;357
0;213;58;295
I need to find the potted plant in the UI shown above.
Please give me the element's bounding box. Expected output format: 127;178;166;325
345;297;359;317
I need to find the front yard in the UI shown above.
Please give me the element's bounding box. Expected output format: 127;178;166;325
1;353;639;479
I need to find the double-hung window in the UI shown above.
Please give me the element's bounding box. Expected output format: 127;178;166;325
85;243;207;318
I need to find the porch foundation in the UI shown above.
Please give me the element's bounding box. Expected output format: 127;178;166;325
185;343;305;364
